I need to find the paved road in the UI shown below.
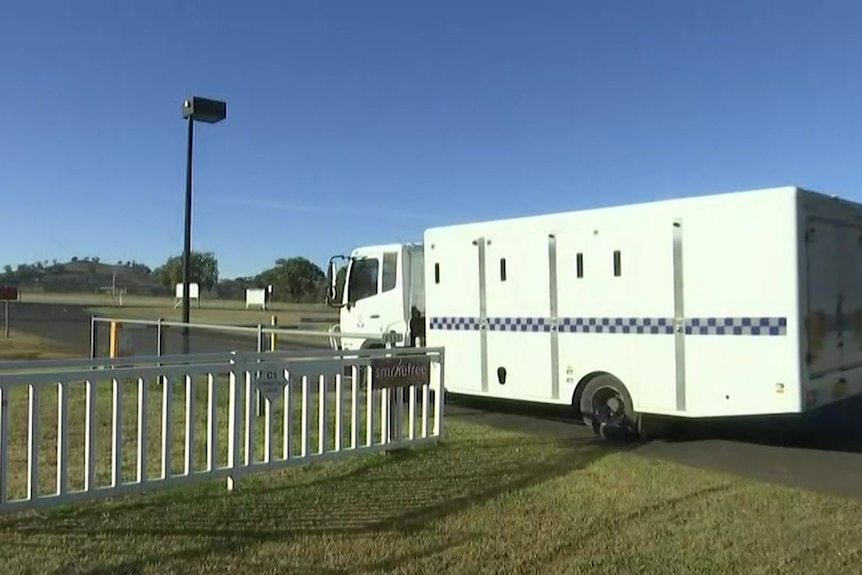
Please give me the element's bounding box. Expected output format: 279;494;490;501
444;393;862;501
8;302;862;500
6;301;326;358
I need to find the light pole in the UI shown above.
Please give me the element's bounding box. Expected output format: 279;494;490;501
180;96;226;354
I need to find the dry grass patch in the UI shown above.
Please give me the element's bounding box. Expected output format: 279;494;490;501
0;332;78;360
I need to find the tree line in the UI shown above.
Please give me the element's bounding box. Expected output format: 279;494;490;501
1;252;349;304
153;252;342;303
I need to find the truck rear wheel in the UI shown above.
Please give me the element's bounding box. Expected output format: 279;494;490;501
579;374;639;441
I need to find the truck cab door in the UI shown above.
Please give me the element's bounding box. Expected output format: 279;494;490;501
340;251;402;350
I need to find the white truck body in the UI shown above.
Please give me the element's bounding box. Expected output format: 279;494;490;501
335;186;862;421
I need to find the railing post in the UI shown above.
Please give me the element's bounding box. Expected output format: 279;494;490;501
156;318;165;360
0;386;8;506
154;318;166;388
384;338;400;447
255;324;265;417
226;351;242;492
256;324;264;354
89;315;98;360
435;348;445;438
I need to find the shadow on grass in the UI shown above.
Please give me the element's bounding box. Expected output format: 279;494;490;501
444;393;582;435
0;433;626;574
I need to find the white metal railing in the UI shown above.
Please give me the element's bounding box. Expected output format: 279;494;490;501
88;315;404;360
0;346;444;515
0;351;229;372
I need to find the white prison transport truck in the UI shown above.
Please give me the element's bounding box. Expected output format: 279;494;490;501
326;186;862;440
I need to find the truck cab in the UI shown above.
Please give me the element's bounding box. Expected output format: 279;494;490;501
326;243;426;351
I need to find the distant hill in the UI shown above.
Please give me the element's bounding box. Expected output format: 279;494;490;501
0;258;168;295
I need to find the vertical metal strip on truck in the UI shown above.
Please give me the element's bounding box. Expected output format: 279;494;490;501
548;233;560;400
672;219;687;411
476;237;489;392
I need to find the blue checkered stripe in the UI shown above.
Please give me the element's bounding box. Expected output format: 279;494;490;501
488;317;550;332
428;316;482;331
559;317;674;334
428;316;549;332
685;317;787;336
428;316;787;336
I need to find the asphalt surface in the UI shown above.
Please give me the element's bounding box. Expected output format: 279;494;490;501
6;301;862;500
4;301;326;357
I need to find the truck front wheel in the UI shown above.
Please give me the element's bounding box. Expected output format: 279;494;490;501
579;374;639;442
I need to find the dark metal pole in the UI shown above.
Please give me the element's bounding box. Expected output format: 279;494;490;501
89;315;98;358
181;115;195;355
156;317;165;359
3;300;9;339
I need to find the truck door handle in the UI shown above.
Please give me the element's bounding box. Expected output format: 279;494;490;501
369;314;380;319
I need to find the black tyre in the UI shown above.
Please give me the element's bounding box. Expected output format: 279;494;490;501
579;374;639;441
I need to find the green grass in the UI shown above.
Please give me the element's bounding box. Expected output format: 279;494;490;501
0;382;860;573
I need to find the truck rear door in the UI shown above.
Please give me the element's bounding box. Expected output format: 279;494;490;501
804;216;862;379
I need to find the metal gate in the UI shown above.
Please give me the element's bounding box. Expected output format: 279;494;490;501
0;346;444;515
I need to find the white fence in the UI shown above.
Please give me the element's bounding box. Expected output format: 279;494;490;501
0;346;444;515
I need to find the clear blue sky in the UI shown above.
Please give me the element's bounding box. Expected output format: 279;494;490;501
2;1;861;279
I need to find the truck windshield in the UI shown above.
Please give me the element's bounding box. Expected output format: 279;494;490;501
346;257;379;302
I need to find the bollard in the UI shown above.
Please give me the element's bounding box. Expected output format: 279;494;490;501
109;321;121;359
270;315;278;351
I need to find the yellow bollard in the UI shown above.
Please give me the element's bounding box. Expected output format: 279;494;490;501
109;321;122;358
270;315;278;351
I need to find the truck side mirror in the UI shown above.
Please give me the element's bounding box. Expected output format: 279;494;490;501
326;255;349;308
326;261;338;306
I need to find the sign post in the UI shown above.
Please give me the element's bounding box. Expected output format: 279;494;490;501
0;286;18;339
